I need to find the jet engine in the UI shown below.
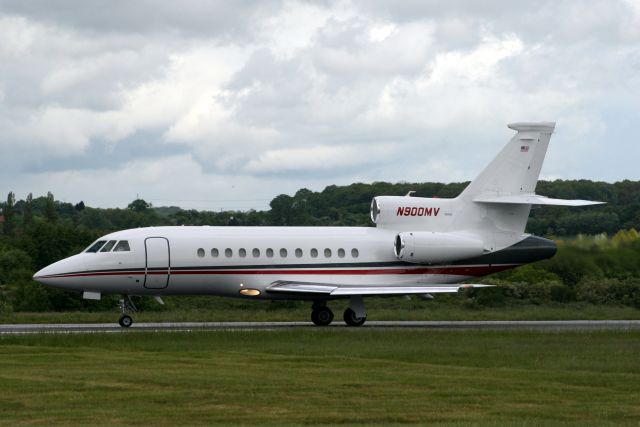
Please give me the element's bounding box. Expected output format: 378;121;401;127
370;196;451;228
394;232;484;264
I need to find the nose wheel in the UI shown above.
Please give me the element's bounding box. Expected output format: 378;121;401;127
119;314;133;328
118;295;137;328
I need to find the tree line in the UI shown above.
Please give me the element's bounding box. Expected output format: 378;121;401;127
0;179;639;312
2;179;639;234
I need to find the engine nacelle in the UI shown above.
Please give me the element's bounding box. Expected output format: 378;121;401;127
394;231;485;264
371;196;451;229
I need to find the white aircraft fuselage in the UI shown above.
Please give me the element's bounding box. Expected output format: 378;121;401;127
33;122;602;326
33;226;556;298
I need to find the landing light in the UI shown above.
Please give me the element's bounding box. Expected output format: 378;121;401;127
239;289;261;297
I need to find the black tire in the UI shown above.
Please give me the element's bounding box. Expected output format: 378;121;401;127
343;308;366;327
311;307;334;326
119;314;133;328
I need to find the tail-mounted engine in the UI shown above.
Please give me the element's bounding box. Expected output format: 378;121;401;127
371;196;452;229
394;231;484;264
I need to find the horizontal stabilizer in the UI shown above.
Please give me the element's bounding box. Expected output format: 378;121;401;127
266;281;491;296
473;194;604;206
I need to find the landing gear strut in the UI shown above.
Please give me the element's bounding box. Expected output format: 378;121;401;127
118;295;137;328
311;301;334;326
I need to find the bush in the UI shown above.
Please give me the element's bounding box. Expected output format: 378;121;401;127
549;284;576;303
0;247;33;285
12;282;52;312
0;285;11;314
575;278;640;307
461;286;506;307
493;265;563;284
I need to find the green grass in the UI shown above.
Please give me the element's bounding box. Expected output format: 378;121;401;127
0;329;639;426
1;298;640;324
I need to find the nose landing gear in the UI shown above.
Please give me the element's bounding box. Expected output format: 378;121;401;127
118;295;137;328
119;314;133;328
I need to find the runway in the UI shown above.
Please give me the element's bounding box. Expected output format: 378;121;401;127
1;320;640;334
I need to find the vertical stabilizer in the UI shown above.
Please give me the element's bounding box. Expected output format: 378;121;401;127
459;122;556;200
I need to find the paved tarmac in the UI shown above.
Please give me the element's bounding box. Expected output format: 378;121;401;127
1;320;639;334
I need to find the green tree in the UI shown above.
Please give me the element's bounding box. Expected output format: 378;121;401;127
2;191;15;236
23;192;34;229
44;191;58;223
128;199;151;212
269;194;295;225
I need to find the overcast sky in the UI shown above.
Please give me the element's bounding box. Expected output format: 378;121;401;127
1;0;638;211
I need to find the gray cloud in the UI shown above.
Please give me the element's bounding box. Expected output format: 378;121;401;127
24;130;188;173
0;0;283;40
0;0;638;210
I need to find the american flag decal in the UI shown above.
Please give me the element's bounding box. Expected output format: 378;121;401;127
520;145;529;152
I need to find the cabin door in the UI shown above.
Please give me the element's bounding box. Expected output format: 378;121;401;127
144;237;170;289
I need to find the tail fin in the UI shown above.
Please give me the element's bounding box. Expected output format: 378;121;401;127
459;122;555;200
453;122;602;245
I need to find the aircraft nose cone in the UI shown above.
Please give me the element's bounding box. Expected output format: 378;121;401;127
33;263;59;284
32;255;86;289
33;266;50;283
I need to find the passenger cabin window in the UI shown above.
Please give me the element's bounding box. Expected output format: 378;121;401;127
351;248;359;258
113;240;130;252
280;248;288;258
100;240;117;252
252;248;260;258
239;248;247;258
295;248;303;258
211;248;219;257
310;248;318;258
225;248;233;258
266;248;274;258
197;248;205;258
324;248;332;258
86;240;107;253
338;248;345;258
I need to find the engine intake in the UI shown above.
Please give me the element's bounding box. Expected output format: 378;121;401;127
394;232;484;264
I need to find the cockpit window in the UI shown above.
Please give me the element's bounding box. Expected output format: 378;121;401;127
113;240;131;252
86;240;107;253
100;240;118;252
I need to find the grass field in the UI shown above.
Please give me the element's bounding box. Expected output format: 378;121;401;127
0;329;639;426
2;297;640;324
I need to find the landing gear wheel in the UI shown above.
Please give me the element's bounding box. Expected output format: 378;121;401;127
118;314;133;328
311;307;334;326
344;308;366;327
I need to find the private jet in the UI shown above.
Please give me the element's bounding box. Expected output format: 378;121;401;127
34;122;602;327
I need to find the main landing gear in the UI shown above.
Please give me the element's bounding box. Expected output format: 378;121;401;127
310;296;367;327
343;307;366;327
118;295;137;328
311;301;334;326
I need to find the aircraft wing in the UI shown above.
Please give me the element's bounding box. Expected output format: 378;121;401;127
266;281;491;296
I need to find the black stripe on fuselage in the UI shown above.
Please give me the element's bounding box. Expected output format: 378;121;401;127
38;236;556;278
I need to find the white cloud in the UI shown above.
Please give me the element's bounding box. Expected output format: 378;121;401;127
244;143;393;174
0;0;638;210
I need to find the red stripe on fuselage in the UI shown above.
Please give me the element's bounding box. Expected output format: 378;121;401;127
37;264;517;279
